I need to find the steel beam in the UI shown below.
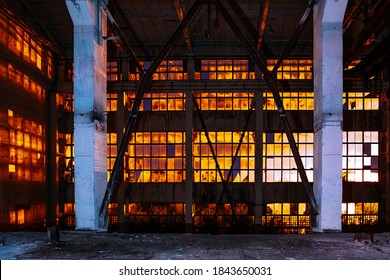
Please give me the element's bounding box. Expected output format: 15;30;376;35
110;0;151;58
212;101;255;228
271;1;316;75
214;0;319;224
223;0;275;56
192;94;238;226
256;0;270;52
101;2;144;74
173;0;193;53
99;0;206;227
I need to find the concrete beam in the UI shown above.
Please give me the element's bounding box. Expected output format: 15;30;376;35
66;0;107;231
313;0;348;232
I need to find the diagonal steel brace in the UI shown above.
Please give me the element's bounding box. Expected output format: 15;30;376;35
192;94;239;227
214;0;319;226
99;0;207;227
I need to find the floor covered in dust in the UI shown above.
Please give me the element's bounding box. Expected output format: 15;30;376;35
1;231;390;260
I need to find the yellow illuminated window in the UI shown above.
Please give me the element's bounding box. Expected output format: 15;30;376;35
125;203;186;228
342;202;378;226
263;132;313;182
264;203;311;234
193;131;255;183
107;93;117;111
107;133;117;181
4;62;46;100
0;14;6;46
17;209;25;224
0;15;52;78
64;133;74;183
64;203;75;215
125;92;185;111
129;60;187;81
61;94;74;112
343;92;379;110
7;111;45;182
267;59;312;80
195;59;255;80
107;61;119;81
193;203;252;230
127;132;185;183
342;131;379;182
263;92;314;110
9;211;16;224
194;92;254;111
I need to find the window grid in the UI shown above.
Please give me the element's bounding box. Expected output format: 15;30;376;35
0;13;52;78
193;131;255;183
263;203;311;234
107;133;117;181
193;203;254;230
342;131;379;182
0;62;46;101
7;110;45;182
267;59;312;80
195;59;255;80
64;133;74;183
107;93;118;111
343;92;379;110
341;202;379;226
107;61;119;81
263;132;313;182
129;60;187;80
125;92;185;111
194;92;254;110
127;132;186;183
263;92;314;110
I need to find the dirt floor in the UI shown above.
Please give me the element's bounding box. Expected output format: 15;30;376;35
1;231;390;260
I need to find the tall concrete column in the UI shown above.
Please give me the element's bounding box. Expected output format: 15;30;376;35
66;0;107;230
313;0;347;232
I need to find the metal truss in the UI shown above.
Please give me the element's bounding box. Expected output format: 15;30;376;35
99;0;319;228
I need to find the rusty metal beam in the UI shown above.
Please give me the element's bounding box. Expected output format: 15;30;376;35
101;2;144;74
256;0;270;52
214;0;319;225
110;0;151;58
173;0;193;53
344;0;390;67
192;94;238;227
343;0;364;33
212;96;255;228
99;0;206;227
223;0;275;56
271;0;315;75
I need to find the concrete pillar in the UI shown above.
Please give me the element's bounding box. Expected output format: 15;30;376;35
254;89;263;232
313;0;347;232
66;0;107;230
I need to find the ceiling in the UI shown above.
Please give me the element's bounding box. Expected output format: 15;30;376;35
2;0;390;77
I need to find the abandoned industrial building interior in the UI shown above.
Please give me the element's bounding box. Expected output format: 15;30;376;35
0;0;389;237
